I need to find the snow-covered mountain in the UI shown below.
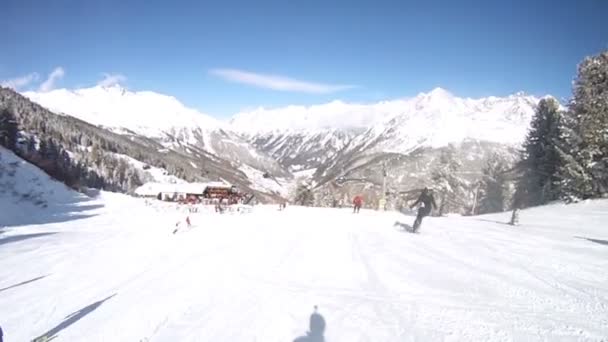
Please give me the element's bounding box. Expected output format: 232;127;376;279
230;99;403;133
232;88;539;145
24;85;221;138
232;88;541;176
19;85;545;205
23;85;290;180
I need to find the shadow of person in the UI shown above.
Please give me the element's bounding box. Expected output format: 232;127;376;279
293;306;326;342
32;293;116;342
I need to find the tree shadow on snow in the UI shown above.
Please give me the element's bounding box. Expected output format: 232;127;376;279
2;195;103;228
0;232;57;246
575;236;608;247
32;293;117;342
0;274;50;293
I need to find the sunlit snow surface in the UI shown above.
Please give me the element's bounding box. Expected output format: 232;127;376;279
2;194;607;340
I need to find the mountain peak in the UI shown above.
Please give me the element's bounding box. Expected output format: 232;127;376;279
22;86;222;137
96;83;128;96
427;87;453;98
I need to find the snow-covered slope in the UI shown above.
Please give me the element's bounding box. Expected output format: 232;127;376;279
230;88;540;146
366;89;541;151
23;85;221;139
248;129;360;171
0;147;93;227
230;99;404;133
1;190;607;341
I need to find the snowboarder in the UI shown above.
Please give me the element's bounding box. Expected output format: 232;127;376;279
353;195;363;213
409;187;437;232
0;324;3;342
293;306;326;342
509;207;520;226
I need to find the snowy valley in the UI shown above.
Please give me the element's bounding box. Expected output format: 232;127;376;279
13;85;542;208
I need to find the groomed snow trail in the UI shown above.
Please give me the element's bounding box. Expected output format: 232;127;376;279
1;195;607;341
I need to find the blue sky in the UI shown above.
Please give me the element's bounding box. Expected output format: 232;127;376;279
1;0;607;117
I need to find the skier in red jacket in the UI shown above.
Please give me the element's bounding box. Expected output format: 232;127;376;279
353;195;363;213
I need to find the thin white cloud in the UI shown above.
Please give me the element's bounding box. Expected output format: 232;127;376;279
98;73;127;87
1;72;40;90
209;68;356;94
39;67;65;92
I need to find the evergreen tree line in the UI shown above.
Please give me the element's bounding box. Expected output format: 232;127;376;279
473;50;608;213
428;50;606;214
0;103;141;192
513;50;607;207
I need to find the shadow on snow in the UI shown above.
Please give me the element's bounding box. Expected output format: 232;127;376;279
472;218;512;226
0;274;50;293
293;307;327;342
0;232;57;247
32;293;117;342
393;221;417;233
2;194;103;228
575;236;608;247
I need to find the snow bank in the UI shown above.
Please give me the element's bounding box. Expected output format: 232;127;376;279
0;147;92;227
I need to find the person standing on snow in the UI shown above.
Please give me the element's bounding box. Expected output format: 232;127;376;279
410;187;437;232
353;195;363;213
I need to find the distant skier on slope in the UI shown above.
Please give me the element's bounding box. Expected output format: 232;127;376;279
173;216;192;234
410;187;437;232
353;195;363;213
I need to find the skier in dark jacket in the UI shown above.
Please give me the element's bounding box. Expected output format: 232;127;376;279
410;187;437;232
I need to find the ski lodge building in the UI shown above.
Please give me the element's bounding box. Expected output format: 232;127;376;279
134;182;236;202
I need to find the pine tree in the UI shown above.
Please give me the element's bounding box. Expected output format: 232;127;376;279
126;169;142;193
557;50;608;200
294;182;314;206
26;136;36;154
477;153;509;214
514;98;562;207
0;107;19;151
431;144;467;215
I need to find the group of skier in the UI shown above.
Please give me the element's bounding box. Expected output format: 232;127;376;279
351;187;437;232
171;187;438;234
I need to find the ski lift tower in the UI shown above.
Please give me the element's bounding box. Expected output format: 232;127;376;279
379;162;388;211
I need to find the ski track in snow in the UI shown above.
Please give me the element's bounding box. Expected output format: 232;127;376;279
1;194;608;341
